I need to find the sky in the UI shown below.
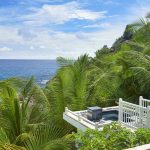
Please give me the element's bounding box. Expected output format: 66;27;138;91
0;0;150;59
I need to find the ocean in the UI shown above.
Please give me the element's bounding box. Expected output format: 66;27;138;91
0;59;60;86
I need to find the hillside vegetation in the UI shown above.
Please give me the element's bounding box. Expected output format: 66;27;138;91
45;15;150;127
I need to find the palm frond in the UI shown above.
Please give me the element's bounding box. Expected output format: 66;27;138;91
18;124;71;150
22;76;35;98
130;17;150;32
0;128;25;150
0;144;25;150
56;57;75;66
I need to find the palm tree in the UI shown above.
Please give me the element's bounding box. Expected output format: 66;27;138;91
116;50;150;102
0;76;50;141
0;77;71;149
125;51;150;97
44;55;90;128
87;54;121;107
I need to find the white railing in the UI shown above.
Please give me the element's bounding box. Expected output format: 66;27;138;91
139;96;150;108
64;107;97;129
64;107;112;130
64;96;150;131
119;98;150;129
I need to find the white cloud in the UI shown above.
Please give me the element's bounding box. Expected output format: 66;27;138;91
28;0;63;2
87;0;120;5
0;24;124;59
130;4;150;18
30;46;35;50
103;0;120;5
0;1;150;59
0;26;22;43
39;45;46;49
18;28;37;40
0;46;12;52
84;22;111;28
22;1;107;25
117;1;150;25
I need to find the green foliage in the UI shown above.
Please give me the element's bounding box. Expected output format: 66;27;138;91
17;124;71;150
45;54;89;128
0;144;25;150
0;77;71;149
95;45;110;58
56;56;75;66
135;128;150;145
74;123;150;150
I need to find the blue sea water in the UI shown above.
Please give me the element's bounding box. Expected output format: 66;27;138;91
0;59;60;86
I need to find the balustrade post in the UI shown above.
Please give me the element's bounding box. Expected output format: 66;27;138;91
146;106;150;128
139;96;143;106
65;107;68;112
95;122;99;130
139;106;143;128
119;98;123;123
78;114;81;121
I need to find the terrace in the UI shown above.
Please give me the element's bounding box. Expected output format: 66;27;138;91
63;96;150;131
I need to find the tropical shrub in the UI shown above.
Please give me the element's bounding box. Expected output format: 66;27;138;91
74;123;150;150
